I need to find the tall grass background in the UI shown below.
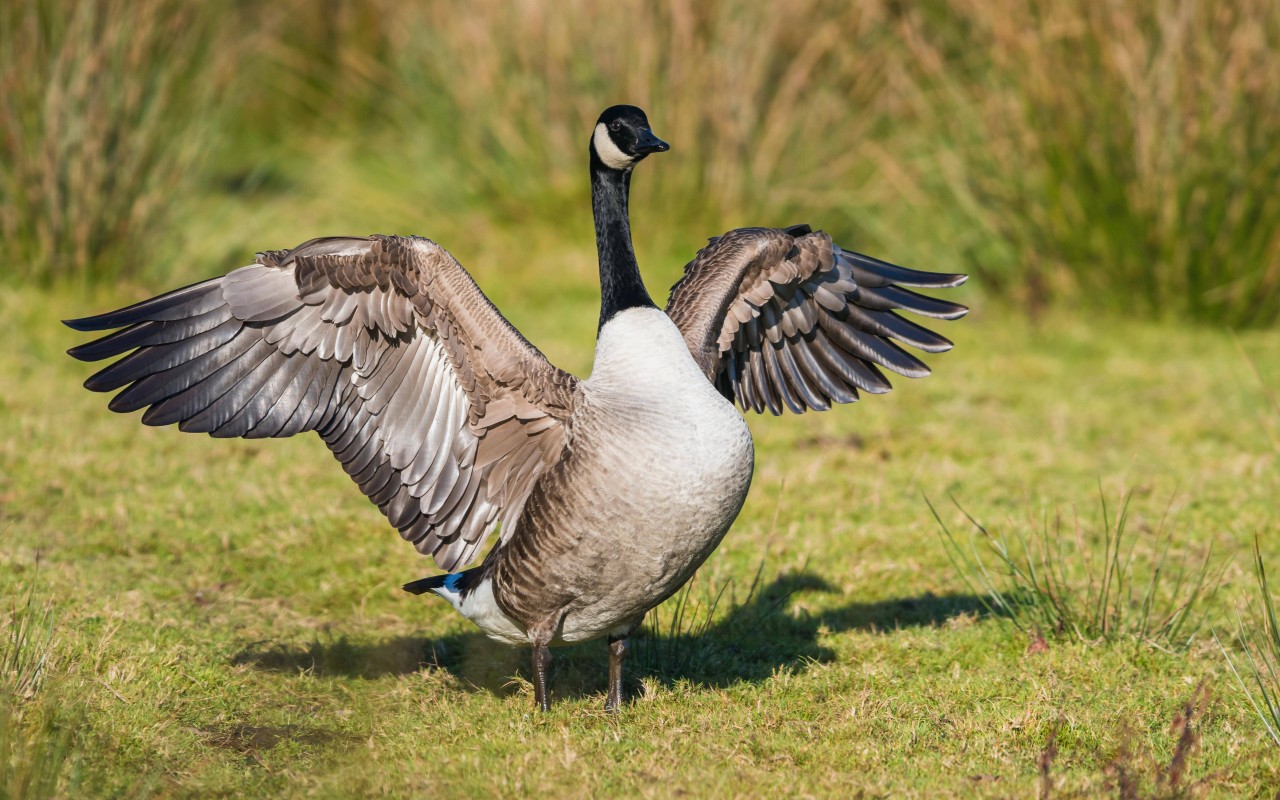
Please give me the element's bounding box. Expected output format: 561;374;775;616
0;0;240;285
2;0;1278;325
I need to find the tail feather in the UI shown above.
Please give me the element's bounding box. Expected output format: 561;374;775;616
403;571;467;596
403;575;447;595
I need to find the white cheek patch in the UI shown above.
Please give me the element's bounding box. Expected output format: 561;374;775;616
593;123;635;170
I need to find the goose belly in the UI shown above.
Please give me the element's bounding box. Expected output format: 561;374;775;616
469;402;754;648
539;394;753;643
552;309;756;642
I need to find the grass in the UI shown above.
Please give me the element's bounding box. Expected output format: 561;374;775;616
4;198;1280;792
1208;351;1279;751
0;0;242;285
2;579;54;702
1038;681;1217;799
4;0;1280;793
1219;539;1280;750
935;491;1223;652
0;697;82;800
0;572;83;799
898;0;1280;325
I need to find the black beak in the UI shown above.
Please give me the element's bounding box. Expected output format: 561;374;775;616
633;129;670;155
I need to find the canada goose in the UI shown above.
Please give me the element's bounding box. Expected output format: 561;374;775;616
65;105;966;712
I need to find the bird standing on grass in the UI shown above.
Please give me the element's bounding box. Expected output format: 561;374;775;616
65;105;966;711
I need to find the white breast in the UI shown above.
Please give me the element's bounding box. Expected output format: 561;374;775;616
586;308;753;486
550;307;755;641
586;308;753;484
589;307;721;394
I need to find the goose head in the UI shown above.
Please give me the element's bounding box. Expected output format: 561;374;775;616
590;105;669;172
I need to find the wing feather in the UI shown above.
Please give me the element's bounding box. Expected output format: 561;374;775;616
66;234;580;571
820;315;931;378
274;356;326;438
182;347;282;434
666;227;966;415
793;335;856;405
147;338;276;428
219;352;309;438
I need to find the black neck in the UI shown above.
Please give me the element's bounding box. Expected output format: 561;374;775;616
591;161;655;330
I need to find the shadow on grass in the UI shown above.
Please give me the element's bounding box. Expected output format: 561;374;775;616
230;573;984;702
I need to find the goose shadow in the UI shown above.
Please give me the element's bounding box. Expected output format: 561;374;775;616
230;573;986;702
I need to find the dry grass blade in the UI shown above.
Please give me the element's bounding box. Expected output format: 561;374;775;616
1038;722;1058;800
1161;681;1210;792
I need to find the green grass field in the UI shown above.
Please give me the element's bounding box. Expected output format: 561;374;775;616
3;226;1279;795
4;1;1280;796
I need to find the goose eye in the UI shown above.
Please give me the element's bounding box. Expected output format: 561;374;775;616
609;121;622;132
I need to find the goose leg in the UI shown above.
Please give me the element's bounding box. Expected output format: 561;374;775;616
605;634;627;712
531;644;553;712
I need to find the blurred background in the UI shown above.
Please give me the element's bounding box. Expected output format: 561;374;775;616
4;0;1278;328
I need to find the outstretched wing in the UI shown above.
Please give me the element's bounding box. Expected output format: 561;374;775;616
65;235;580;571
665;226;966;414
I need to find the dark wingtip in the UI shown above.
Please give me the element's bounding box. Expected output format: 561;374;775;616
63;316;103;332
840;249;970;290
60;280;224;333
62;306;144;332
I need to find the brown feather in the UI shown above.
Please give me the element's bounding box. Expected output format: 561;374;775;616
665;227;966;415
66;234;581;572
